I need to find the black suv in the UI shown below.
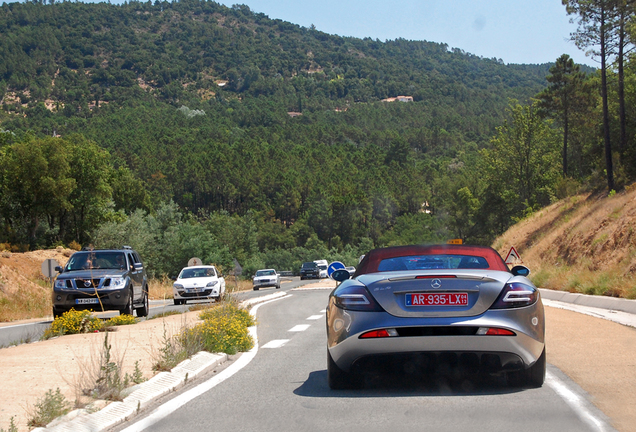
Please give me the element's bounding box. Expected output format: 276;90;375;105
52;246;149;318
300;261;320;280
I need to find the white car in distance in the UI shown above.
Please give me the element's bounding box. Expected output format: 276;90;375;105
173;265;225;305
252;269;281;290
314;259;328;278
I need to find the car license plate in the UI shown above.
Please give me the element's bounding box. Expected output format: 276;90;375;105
405;293;468;306
186;288;200;293
75;298;99;305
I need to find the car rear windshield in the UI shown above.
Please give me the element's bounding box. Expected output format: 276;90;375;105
378;255;489;271
66;252;127;271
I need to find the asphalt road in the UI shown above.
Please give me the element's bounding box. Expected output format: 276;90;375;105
109;288;614;432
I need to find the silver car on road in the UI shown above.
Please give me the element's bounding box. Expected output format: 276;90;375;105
326;244;545;389
252;269;281;290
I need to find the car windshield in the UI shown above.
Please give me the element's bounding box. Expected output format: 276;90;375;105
302;263;317;268
179;268;215;278
377;254;489;271
318;265;327;270
65;252;127;271
256;270;275;276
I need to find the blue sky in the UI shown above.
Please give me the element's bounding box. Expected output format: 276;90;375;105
2;0;594;67
212;0;592;66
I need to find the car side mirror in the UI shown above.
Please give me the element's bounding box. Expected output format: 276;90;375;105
331;269;351;282
511;265;530;277
55;266;63;272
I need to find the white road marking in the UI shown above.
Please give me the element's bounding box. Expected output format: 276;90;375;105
320;309;326;313
546;370;608;432
119;295;288;432
261;339;289;348
306;315;323;320
289;324;311;332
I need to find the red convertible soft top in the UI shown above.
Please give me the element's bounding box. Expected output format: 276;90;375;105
355;244;509;276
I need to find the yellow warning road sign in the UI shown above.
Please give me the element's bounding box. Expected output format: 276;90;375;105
447;239;463;244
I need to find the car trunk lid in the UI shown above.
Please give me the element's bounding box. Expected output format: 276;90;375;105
358;270;511;318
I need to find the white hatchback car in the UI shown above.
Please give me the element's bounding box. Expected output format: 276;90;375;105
173;265;225;305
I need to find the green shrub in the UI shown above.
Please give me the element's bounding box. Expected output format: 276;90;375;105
152;325;191;372
187;303;255;355
42;309;102;339
153;302;255;371
104;314;138;327
26;388;70;428
0;417;18;432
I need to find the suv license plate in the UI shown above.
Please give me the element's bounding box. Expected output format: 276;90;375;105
405;293;468;306
76;298;99;305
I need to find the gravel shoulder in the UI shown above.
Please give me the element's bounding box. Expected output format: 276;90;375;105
0;311;201;432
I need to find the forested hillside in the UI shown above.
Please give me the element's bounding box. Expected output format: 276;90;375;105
1;0;629;277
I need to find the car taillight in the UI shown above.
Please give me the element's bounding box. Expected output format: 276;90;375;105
332;285;384;312
490;282;538;309
359;329;398;338
476;327;516;336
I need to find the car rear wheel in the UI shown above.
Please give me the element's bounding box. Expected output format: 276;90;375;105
508;348;546;388
527;348;546;388
137;288;149;317
119;290;134;316
327;350;362;390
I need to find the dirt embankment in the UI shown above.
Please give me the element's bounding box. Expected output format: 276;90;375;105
494;187;636;299
0;248;74;321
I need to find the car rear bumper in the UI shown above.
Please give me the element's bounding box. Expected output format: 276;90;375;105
327;301;545;373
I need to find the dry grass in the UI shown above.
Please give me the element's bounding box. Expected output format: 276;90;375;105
148;276;254;302
148;276;175;301
0;280;51;322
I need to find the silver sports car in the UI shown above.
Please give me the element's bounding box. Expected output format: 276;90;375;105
326;244;545;389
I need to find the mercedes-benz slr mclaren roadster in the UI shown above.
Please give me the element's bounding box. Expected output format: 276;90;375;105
326;244;545;389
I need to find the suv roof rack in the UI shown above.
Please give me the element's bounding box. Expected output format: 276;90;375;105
122;245;132;250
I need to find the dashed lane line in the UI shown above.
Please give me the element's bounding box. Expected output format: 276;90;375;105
261;339;290;349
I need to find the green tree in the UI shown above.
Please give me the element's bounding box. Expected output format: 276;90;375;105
537;54;588;177
480;100;561;226
0;136;75;245
563;0;621;190
61;135;113;245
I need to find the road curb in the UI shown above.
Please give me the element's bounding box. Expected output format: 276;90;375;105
32;351;226;432
32;292;289;432
539;288;636;315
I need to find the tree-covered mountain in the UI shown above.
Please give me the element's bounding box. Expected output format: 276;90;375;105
0;0;616;276
0;0;551;113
